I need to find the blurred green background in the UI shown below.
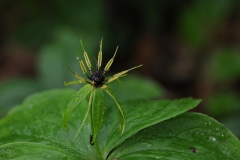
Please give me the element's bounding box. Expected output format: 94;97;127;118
0;0;240;137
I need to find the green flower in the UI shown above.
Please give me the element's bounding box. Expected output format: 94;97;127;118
62;39;142;143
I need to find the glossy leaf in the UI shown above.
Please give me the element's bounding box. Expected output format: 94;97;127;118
108;112;240;159
99;98;202;158
62;84;92;129
1;89;239;159
92;88;105;142
0;89;95;160
0;142;81;160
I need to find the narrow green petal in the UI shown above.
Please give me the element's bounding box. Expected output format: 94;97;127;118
62;84;92;129
104;46;118;71
74;87;94;139
91;88;105;142
80;40;92;70
84;52;92;70
67;66;85;82
107;65;143;83
80;60;88;75
104;87;125;134
97;38;103;70
64;80;85;86
113;65;143;78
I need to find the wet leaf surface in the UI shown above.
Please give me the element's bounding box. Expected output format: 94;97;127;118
109;112;240;160
0;89;239;159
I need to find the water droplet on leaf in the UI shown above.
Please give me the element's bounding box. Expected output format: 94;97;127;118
74;96;79;102
209;136;216;142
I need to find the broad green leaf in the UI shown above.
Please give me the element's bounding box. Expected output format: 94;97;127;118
0;142;80;160
92;88;104;142
62;84;92;129
0;89;95;160
108;112;240;160
1;89;239;160
99;98;201;158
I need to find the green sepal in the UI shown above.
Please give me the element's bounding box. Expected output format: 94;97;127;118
62;84;92;129
91;88;105;144
104;87;125;134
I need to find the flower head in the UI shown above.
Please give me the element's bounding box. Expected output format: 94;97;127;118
64;38;142;88
63;38;142;141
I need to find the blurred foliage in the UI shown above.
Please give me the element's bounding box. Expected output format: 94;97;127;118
206;92;240;117
206;48;240;137
6;0;106;47
179;0;231;48
37;29;88;90
211;49;240;82
0;79;39;117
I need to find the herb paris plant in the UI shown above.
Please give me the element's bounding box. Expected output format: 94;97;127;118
62;39;142;145
1;39;240;159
